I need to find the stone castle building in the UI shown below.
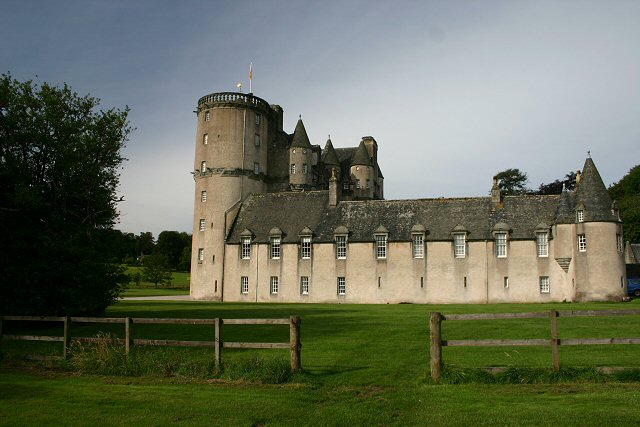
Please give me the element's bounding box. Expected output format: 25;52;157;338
190;91;627;303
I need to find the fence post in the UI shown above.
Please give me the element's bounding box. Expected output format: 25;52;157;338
290;315;302;371
63;316;71;360
550;309;560;371
430;312;443;381
214;318;222;370
125;317;133;355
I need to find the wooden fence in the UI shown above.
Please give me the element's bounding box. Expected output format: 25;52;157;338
429;309;640;381
0;315;302;371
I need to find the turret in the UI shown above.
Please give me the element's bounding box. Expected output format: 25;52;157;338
350;140;374;199
322;137;340;184
289;118;314;190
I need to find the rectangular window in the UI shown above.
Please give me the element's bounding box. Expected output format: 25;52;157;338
270;276;279;294
201;191;207;202
201;160;206;171
302;163;308;174
270;237;281;259
254;162;260;175
336;235;347;259
495;232;507;258
241;237;251;259
366;179;371;189
254;134;260;147
204;112;210;122
617;234;623;252
199;219;205;232
337;277;346;295
578;234;587;252
539;276;550;293
291;164;296;174
577;210;584;222
412;234;424;259
375;235;387;259
504;276;509;288
356;179;361;189
255;113;261;126
301;236;311;259
300;276;309;295
203;133;208;144
453;233;466;258
198;248;204;263
536;232;549;257
241;276;249;294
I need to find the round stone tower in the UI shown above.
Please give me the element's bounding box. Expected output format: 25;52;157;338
191;92;272;300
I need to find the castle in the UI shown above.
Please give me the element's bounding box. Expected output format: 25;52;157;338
190;91;627;303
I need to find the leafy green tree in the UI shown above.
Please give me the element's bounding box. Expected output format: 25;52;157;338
609;165;640;243
0;74;132;315
155;231;191;269
494;168;530;195
135;232;155;257
536;171;577;195
177;246;192;272
141;254;173;288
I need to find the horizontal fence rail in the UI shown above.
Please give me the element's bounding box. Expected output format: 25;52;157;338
429;309;640;381
0;315;302;371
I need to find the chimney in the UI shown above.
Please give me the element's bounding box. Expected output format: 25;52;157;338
329;167;339;207
491;176;502;204
576;170;582;184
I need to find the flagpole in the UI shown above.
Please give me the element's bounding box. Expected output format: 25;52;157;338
249;62;253;94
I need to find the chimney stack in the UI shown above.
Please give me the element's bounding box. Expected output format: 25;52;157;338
491;176;502;204
329;168;339;207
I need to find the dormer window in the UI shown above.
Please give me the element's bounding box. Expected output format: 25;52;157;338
240;229;253;259
453;233;466;258
411;224;426;259
270;237;281;259
495;233;507;258
334;226;349;260
536;232;549;257
374;226;388;259
299;227;313;260
577;209;584;222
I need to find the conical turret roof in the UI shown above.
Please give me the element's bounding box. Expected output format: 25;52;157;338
291;118;312;148
351;140;373;166
575;156;616;222
322;138;340;166
555;186;575;224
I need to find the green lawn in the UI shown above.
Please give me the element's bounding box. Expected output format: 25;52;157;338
2;300;640;425
121;266;189;296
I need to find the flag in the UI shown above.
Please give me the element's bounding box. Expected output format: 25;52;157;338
249;62;253;81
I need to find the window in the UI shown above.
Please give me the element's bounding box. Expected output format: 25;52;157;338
255;113;261;126
201;191;207;202
343;182;350;190
241;276;249;294
539;276;550;293
300;236;311;259
270;276;279;294
577;209;584;222
536;232;549;257
463;277;468;288
412;234;424;259
453;233;466;258
336;235;347;259
290;164;296;174
254;162;260;175
578;234;587;252
356;179;361;189
241;237;251;259
504;276;509;288
204;112;210;122
201;160;206;171
197;248;204;263
617;234;623;252
199;219;205;232
254;134;260;147
375;235;387;259
366;179;371;189
270;237;281;259
300;276;309;295
495;232;507;258
203;133;208;144
337;277;346;295
302;163;308;174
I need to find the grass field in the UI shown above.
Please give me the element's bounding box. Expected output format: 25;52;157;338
121;267;189;296
2;300;640;425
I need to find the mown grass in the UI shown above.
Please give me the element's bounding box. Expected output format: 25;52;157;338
2;300;640;425
121;266;189;296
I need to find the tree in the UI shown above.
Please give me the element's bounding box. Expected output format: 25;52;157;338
135;231;155;257
0;74;132;315
155;231;191;270
609;165;640;243
536;171;577;195
141;254;173;288
494;168;530;195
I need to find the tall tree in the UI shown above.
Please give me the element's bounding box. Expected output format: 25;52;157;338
141;254;173;288
609;165;640;243
0;74;132;315
155;231;191;269
494;168;530;195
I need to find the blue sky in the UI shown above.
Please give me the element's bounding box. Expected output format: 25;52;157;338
2;0;639;237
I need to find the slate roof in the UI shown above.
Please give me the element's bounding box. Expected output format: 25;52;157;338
574;157;616;222
227;191;561;243
351;141;373;166
321;139;340;166
290;118;312;148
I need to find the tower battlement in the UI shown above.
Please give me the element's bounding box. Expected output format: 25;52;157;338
197;92;271;113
